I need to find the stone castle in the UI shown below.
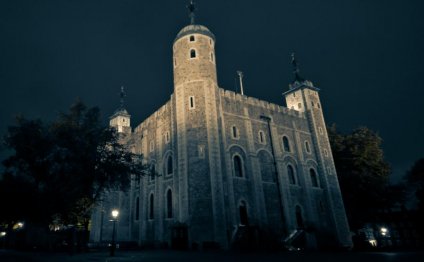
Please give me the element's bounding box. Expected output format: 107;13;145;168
89;4;352;250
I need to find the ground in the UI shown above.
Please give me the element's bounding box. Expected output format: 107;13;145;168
0;250;423;262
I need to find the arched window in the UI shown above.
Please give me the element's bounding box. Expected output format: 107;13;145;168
190;49;196;58
305;141;311;153
167;156;173;175
149;194;154;219
287;165;296;185
189;35;195;42
295;206;304;229
310;168;319;187
135;196;140;220
283;136;291;152
233;155;243;178
239;201;248;226
166;189;173;218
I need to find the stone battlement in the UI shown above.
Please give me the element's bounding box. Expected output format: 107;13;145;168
219;88;304;118
134;99;172;133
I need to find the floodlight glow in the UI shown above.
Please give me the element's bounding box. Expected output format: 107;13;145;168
112;209;119;219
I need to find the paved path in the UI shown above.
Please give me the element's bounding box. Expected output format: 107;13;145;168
0;249;423;262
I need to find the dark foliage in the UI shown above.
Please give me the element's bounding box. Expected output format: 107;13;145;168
328;125;392;230
0;100;146;229
406;158;424;234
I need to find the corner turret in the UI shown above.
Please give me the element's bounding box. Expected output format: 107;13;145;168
110;87;131;134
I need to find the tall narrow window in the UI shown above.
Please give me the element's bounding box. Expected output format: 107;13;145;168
189;96;195;109
239;201;248;226
305;141;311;153
232;126;238;139
167;156;173;175
149;194;154;219
288;165;296;185
190;49;196;58
310;168;319;187
295;206;304;229
233;155;243;177
283;136;291;152
165;131;170;143
210;52;214;62
259;131;265;144
135;196;140;220
166;189;173;218
189;35;195;42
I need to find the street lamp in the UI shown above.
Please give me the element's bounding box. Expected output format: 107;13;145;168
110;209;119;256
380;227;388;236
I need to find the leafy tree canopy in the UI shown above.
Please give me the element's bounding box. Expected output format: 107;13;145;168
328;125;391;230
0;100;146;228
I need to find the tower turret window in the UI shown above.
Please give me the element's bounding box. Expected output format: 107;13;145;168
190;49;196;58
189;96;195;109
282;136;291;152
305;141;311;154
210;52;214;62
258;131;266;144
189;35;195;42
231;126;239;139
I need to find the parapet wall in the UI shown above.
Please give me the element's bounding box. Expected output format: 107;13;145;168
219;88;305;119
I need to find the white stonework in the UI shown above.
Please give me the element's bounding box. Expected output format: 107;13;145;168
89;22;352;250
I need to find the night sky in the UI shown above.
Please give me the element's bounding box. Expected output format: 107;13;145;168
0;0;423;182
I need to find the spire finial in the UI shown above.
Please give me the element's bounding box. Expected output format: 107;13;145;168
120;86;126;109
187;0;196;24
291;52;304;82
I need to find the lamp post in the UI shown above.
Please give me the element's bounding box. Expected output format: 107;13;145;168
110;209;119;256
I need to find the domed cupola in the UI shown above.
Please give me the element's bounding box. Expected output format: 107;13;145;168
174;24;215;43
173;1;217;87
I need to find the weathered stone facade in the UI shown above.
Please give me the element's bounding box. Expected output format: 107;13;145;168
89;22;352;250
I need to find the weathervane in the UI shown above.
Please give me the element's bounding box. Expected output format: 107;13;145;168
291;52;304;82
187;0;196;24
120;86;126;109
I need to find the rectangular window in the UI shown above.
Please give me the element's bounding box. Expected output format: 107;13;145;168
189;96;195;109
